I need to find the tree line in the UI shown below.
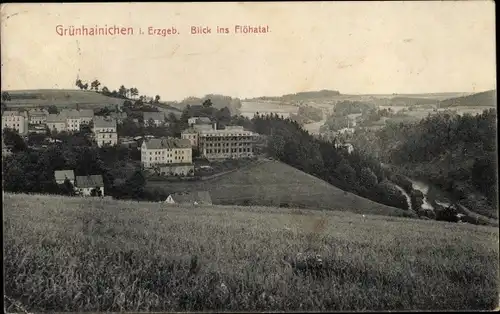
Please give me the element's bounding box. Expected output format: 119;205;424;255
75;78;161;104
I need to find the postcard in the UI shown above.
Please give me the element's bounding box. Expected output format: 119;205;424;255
1;2;498;312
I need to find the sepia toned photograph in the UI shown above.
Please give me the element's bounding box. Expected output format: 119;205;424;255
1;2;498;312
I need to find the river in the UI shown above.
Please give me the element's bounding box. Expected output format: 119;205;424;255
411;180;438;211
393;185;413;211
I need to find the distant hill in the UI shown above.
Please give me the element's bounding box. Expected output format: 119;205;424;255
438;90;496;107
249;90;342;102
3;89;126;110
147;160;415;218
166;94;242;115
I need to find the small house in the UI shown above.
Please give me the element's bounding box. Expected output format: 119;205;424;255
74;174;104;197
165;191;212;205
54;170;75;185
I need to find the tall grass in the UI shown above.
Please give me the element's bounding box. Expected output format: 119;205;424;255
4;193;499;311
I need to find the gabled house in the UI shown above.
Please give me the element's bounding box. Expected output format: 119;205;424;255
74;174;104;196
141;137;192;169
143;112;168;127
2;110;28;135
54;170;75;185
93;116;118;147
46;114;67;132
165;191;212;205
61;109;94;132
188;116;212;126
28;108;49;125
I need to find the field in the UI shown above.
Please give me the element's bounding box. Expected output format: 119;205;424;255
4;193;499;311
3;89;126;109
146;160;415;218
240;101;299;119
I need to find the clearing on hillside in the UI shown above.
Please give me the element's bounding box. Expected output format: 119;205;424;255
4;89;126;109
147;160;415;218
3;193;499;311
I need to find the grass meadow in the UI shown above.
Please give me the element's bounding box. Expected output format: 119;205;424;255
4;193;499;312
147;160;415;218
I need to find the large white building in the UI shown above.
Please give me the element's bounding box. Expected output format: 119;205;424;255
197;125;257;160
2;110;28;135
93;117;118;147
62;109;94;132
46;114;67;132
28;109;48;125
141;137;192;169
46;109;94;133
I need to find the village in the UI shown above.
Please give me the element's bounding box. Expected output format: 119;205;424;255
1;104;263;205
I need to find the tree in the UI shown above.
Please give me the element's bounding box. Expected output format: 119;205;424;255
75;79;83;90
359;167;378;189
47;105;59;114
202;99;213;108
27;133;47;146
155;95;161;103
335;160;357;187
131;88;139;99
2;128;27;152
119;85;127;98
101;86;110;95
60;178;76;196
90;186;103;197
2;91;11;101
83;83;89;90
91;80;101;91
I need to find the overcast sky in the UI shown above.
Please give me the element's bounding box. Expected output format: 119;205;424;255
1;2;496;101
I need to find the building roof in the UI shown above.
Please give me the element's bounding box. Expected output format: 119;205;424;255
54;170;75;182
143;112;166;121
198;127;255;136
193;124;215;131
169;191;212;205
93;116;117;128
190;116;212;124
75;175;104;188
181;128;197;134
143;137;191;150
60;109;94;118
28;109;49;116
225;126;244;130
2;110;28;118
46;114;66;123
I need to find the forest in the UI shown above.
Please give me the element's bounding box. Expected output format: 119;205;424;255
352;109;498;218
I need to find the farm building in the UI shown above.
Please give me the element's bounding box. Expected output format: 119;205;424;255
54;170;75;185
165;191;212;205
74;175;104;197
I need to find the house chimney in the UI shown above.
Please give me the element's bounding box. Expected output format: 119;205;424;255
212;121;217;130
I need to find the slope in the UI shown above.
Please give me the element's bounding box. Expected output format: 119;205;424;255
4;193;499;311
439;89;496;107
146;160;416;218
